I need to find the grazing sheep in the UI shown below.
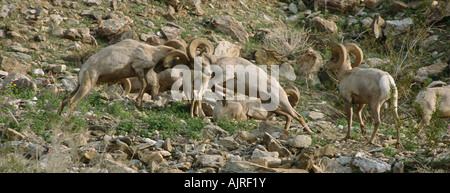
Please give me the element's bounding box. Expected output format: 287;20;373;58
58;39;188;117
325;43;400;146
193;51;314;134
213;86;300;122
414;85;450;132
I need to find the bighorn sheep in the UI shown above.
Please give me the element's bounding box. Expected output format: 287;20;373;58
414;85;450;132
325;43;400;146
58;39;188;117
213;86;301;122
192;49;314;134
126;38;214;118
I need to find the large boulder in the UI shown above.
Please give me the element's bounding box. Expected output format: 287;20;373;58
0;54;32;74
214;41;241;57
214;16;249;44
98;12;133;39
295;48;323;85
255;47;288;66
311;17;338;34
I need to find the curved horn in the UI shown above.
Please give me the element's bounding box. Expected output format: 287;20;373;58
344;43;363;68
163;39;187;53
284;85;300;108
187;38;214;61
326;44;347;71
163;50;189;68
119;78;131;95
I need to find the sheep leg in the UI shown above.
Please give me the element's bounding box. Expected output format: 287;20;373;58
135;68;147;107
368;103;382;145
58;84;80;115
67;82;94;118
356;104;367;136
344;102;353;141
293;111;314;135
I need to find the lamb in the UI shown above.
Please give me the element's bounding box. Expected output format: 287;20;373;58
414;85;450;132
191;47;314;134
324;43;400;146
58;39;188;117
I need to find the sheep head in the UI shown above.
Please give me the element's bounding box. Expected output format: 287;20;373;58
325;44;347;71
163;49;189;68
187;38;214;62
324;43;363;71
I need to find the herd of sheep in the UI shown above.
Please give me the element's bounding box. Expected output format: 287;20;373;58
57;37;450;147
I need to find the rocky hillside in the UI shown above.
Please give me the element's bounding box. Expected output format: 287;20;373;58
0;0;449;173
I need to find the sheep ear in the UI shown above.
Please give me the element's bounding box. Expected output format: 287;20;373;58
344;43;363;68
163;50;189;68
327;44;347;70
187;38;214;61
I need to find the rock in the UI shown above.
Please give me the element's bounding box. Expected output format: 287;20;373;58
279;62;296;81
320;156;352;173
414;60;448;82
303;111;325;120
361;17;373;29
160;26;182;40
0;55;32;74
64;28;82;41
194;155;226;168
83;0;102;6
103;159;137;173
311;17;338;34
288;135;312;148
2;128;26;141
163;138;173;152
98;12;133;39
316;0;360;13
297;1;307;11
250;149;281;168
109;30;139;44
263;132;292;158
138;150;165;165
383;18;413;36
294;147;315;170
202;125;229;140
218;136;239;151
7;31;27;43
364;57;390;68
391;1;409;12
364;0;379;8
350;152;391;173
317;144;335;158
288;3;298;14
214;16;249;44
255;47;288;66
32;68;45;76
61;76;78;91
219;161;280;173
79;149;99;164
214;41;241;57
295;48;323;85
235;131;257;144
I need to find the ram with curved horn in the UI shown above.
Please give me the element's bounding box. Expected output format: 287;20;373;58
325;43;401;146
58;39;188;117
187;38;214;67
